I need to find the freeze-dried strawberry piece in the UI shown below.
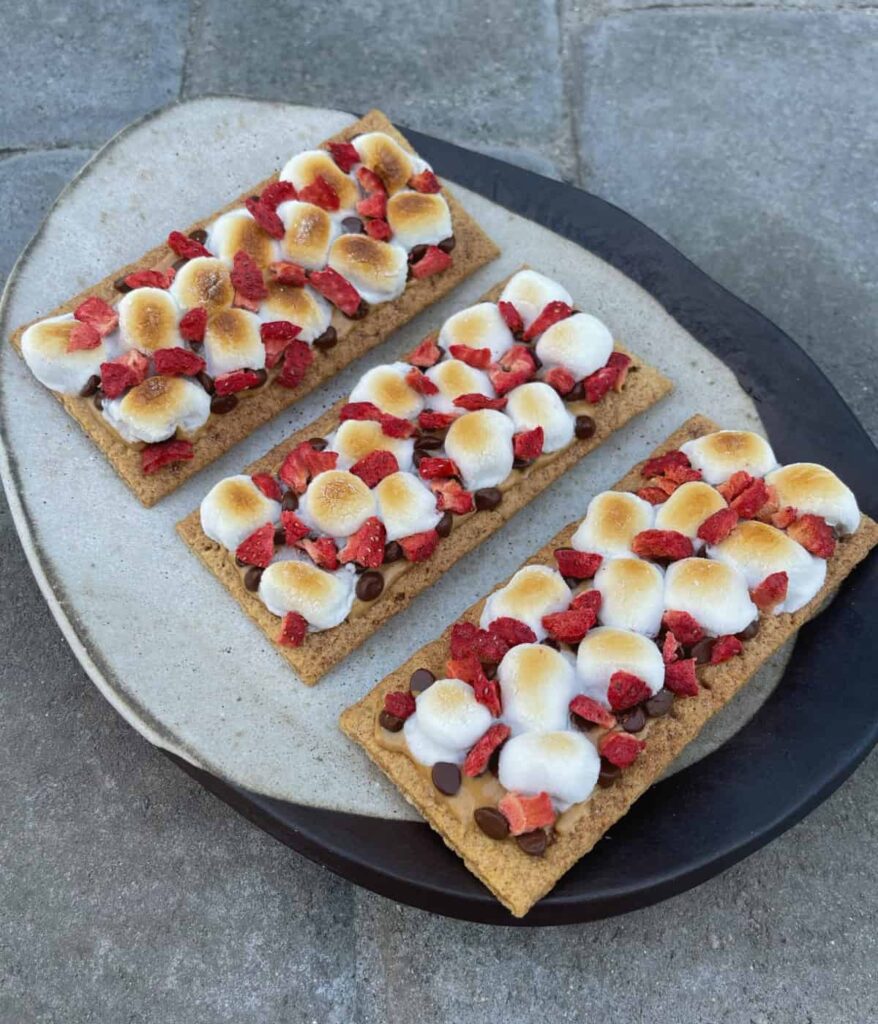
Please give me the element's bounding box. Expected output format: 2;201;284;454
570;589;602;616
153;347;205;377
356;166;386;194
498;791;556;836
663;463;702;485
235;522;275;568
378;412;416;439
598;732;646;768
787;513;836;558
280;510;310;545
607;671;652;711
637;486;671;506
356;192;387;219
488;617;537;648
408;169;441;194
350;449;399;487
498;300;524;336
463;723;510;777
278;441;338;493
298;175;340;211
453;393;507;411
584;365;619;404
277;338;314;389
730;478;770;520
542;606;596;645
446;651;483;685
751;571;789;611
179;306;208;343
99;360;136;399
569;694;616;730
230;250;268;302
662;630;681;664
488;345;536;395
450;621;479;659
607;351;632;391
384;690;416;720
544;366;576;396
711;635;744;664
338;517;387;569
697;506;739;546
399;529;440;562
418;457;460;480
140;438;194;475
340;401;383;423
717;471;754;503
448;344;491;369
631;529;694;562
404;334;442;368
73;296;118;337
410;245;452;279
469;628;509;664
308;267;362;316
278;611;307;647
67;321;101;352
167;230;211;259
365;218;392;241
642;450;691;479
327;141;360;173
404;366;438;395
513;426;544;461
664;658;699;697
260;320;301;368
662;610;704;645
771;505;798;530
214;368;262;396
266;260;307;287
124;268;173;290
298;536;339;571
474;676;502;717
649;476;680;497
554;548;602;579
260;179;298;209
523;301;574;342
418;410;458;431
251;473;283;502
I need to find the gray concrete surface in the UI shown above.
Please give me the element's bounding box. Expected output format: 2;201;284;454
1;2;876;1022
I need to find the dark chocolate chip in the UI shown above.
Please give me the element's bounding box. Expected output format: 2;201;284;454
620;707;647;733
541;637;560;650
571;712;591;733
347;299;369;320
408;244;428;265
281;490;299;512
313;326;338;352
210;393;238;414
252;368;268;388
436;512;453;538
356;570;384;602
308;436;328;450
197;371;215;395
409;668;435;694
574;414;596;440
512;457;529;470
487;745;502;775
342;216;365;234
516;830;548;856
188;228;208;243
598;759;622;788
243;566;264;592
563;575;580;590
414;434;443;451
474;807;509;840
438;235;456;253
690;637;716;665
92;391;104;411
645;688;674;718
431;761;461;796
113;276;131;293
383;541;403;563
79;374;100;398
474;487;502;512
567;381;586;402
379;710;404;733
274;526;287;547
737;619;760;641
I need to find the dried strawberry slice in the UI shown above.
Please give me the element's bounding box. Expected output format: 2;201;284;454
338;517;387;569
513;426;544;461
661;610;704;645
408;169;441;194
730;478;770;520
340;401;383;423
378;412;416;439
298;536;339;571
523;301;574;342
140;438;194;475
450;622;480;659
308;267;362;316
214;369;262;396
100;361;136;399
430;479;474;514
544;366;576;396
404;366;438;395
717;471;754;503
179;306;208;343
365;218;392;241
418;411;458;431
350;449;399;487
498;791;555;835
584;365;619;404
73;296;118;337
446;651;483;685
260;320;301;368
298;175;340;211
598;732;645;768
278;611;307;647
167;230;211;259
124;268;173;290
404;334;442;368
251;473;282;501
418;457;460;480
642;450;691;479
488;617;537;648
399;529;440;562
711;635;744;664
771;506;798;529
67;321;101;352
260;179;298;210
637;486;671;506
410;245;452;279
230;250;267;302
488;345;536;395
463;724;511;777
498;300;524;336
453;393;508;412
662;630;681;665
266;261;307;287
277;338;314;389
153;347;206;377
569;694;616;730
664;658;699;697
278;441;338;493
448;344;491;369
473;676;502;718
327;141;360;173
356;166;386;195
649;476;680;497
607;671;652;711
631;529;694;562
280;510;310;545
384;690;416;720
751;570;788;611
663;463;702;485
570;589;602;616
787;514;836;558
554;548;602;579
606;351;632;391
697;507;739;546
542;606;596;644
235;523;275;568
356;192;387;219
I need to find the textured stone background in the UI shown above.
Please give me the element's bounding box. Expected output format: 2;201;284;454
1;2;876;1021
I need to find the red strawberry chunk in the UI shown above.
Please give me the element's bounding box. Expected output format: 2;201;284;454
584;365;619;404
663;463;702;485
606;351;632;391
378;412;416;439
488;617;537;648
642;450;691;479
417;457;460;480
298;175;340;211
266;261;307;287
448;344;491;369
498;791;556;836
73;296;118;337
230;250;267;302
730;478;770;520
544;366;576;396
771;505;798;530
449;622;507;664
607;671;652;711
356;192;387;219
446;650;483;684
523;301;574;342
787;514;836;558
488;345;536;395
356;166;386;194
410;245;452;279
542;606;596;645
298;536;339;571
554;548;602;580
235;523;275;568
474;676;502;717
717;471;754;503
751;571;789;611
214;369;262;396
280;510;311;545
308;267;362;316
697;507;739;546
153;347;205;377
260;179;298;210
662;630;681;664
570;589;602;615
650;476;680;497
340;401;383;423
278;611;307;647
100;360;136;399
338;517;387;569
251;473;282;501
450;622;478;659
453;393;508;412
664;658;699;697
598;732;646;768
637;486;671;506
463;724;511;777
140;438;194;475
167;230;211;259
498;300;524;335
404;366;438;395
418;411;458;431
384;690;416;720
631;529;694;562
277;338;314;389
179;306;208;343
278;441;338;493
327;141;359;173
260;320;301;368
662;610;704;645
399;529;440;562
67;321;101;352
350;449;399;487
408;169;441;194
124;268;173;290
513;426;544;461
428;478;473;515
365;218;392;241
404;334;442;368
569;694;616;730
711;635;744;664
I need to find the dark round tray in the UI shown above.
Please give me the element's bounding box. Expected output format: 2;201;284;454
172;126;878;926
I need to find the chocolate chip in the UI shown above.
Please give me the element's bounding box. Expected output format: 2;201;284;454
512;457;529;470
563;575;580;590
620;707;647;733
409;668;435;694
379;710;404;733
79;374;100;398
645;688;674;718
113;276;131;293
308;436;328;451
313;326;338;352
414;434;443;451
383;541;403;563
737;619;760;641
516;830;548;856
436;512;453;538
197;371;215;395
281;490;299;512
567;381;586;402
347;299;369;320
571;712;591;733
690;637;716;665
342;216;364;234
243;566;264;592
274;526;287;547
92;391;104;411
541;637;560;650
474;807;509;840
252;368;268;388
408;244;428;265
474;487;502;511
574;414;596;440
598;758;621;788
487;746;502;775
188;228;208;243
356;570;384;602
431;761;461;796
210;393;238;414
438;235;456;253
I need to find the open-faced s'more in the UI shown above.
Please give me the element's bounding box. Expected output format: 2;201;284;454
9;110;498;506
176;269;673;684
341;415;878;917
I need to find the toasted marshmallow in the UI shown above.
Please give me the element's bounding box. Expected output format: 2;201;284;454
506;381;575;453
328;419;414;473
353;132;414;194
594;558;664;636
571;491;655;559
765;463;860;535
117;287;182;354
536;313;613;381
373;471;442;542
438;302;514;362
298;470;377;538
260;282;332;343
404;677;493;767
278;201;336;270
576;626;665;707
425;359;494;415
328;234;407;305
170;257;234;312
681;430;777;485
654;481;728;548
497;643;578;735
386;191;451;250
20;314;108;394
499;270;573;330
480;564;571;640
279;150;358;211
444;409;514;491
203;308;265;377
348;362;424;419
208;209;276;268
664;558;757;637
708;520;826;614
200;474;282;550
102;375;210;443
258;558;355;631
499;731;599;809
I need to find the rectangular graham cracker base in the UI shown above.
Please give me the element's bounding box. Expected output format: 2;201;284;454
7;109;499;507
176;273;673;685
340;414;878;918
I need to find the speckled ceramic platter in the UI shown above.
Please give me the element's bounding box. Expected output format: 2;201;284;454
2;99;875;925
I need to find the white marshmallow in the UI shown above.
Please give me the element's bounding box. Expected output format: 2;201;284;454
385;191;452;250
260;282;332;343
208;208;277;268
505;381;575;453
405;678;493;766
480;565;571;640
681;430;778;485
765;463;860;535
200;474;282;551
328;419;414;473
438;303;514;362
594;558;664;636
654;481;728;549
117;287;182;353
102;375;210;444
535;313;613;381
576;627;665;707
277;201;337;270
425;359;495;415
664;558;757;637
571;491;655;559
170;257;234;312
499;270;573;330
374;471;442;541
20;314;108;394
498;731;600;809
348;362;424;419
443;409;514;491
352;132;414;194
327;234;408;304
279;150;359;211
203;308;265;377
497;643;579;735
258;558;356;631
298;470;377;538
